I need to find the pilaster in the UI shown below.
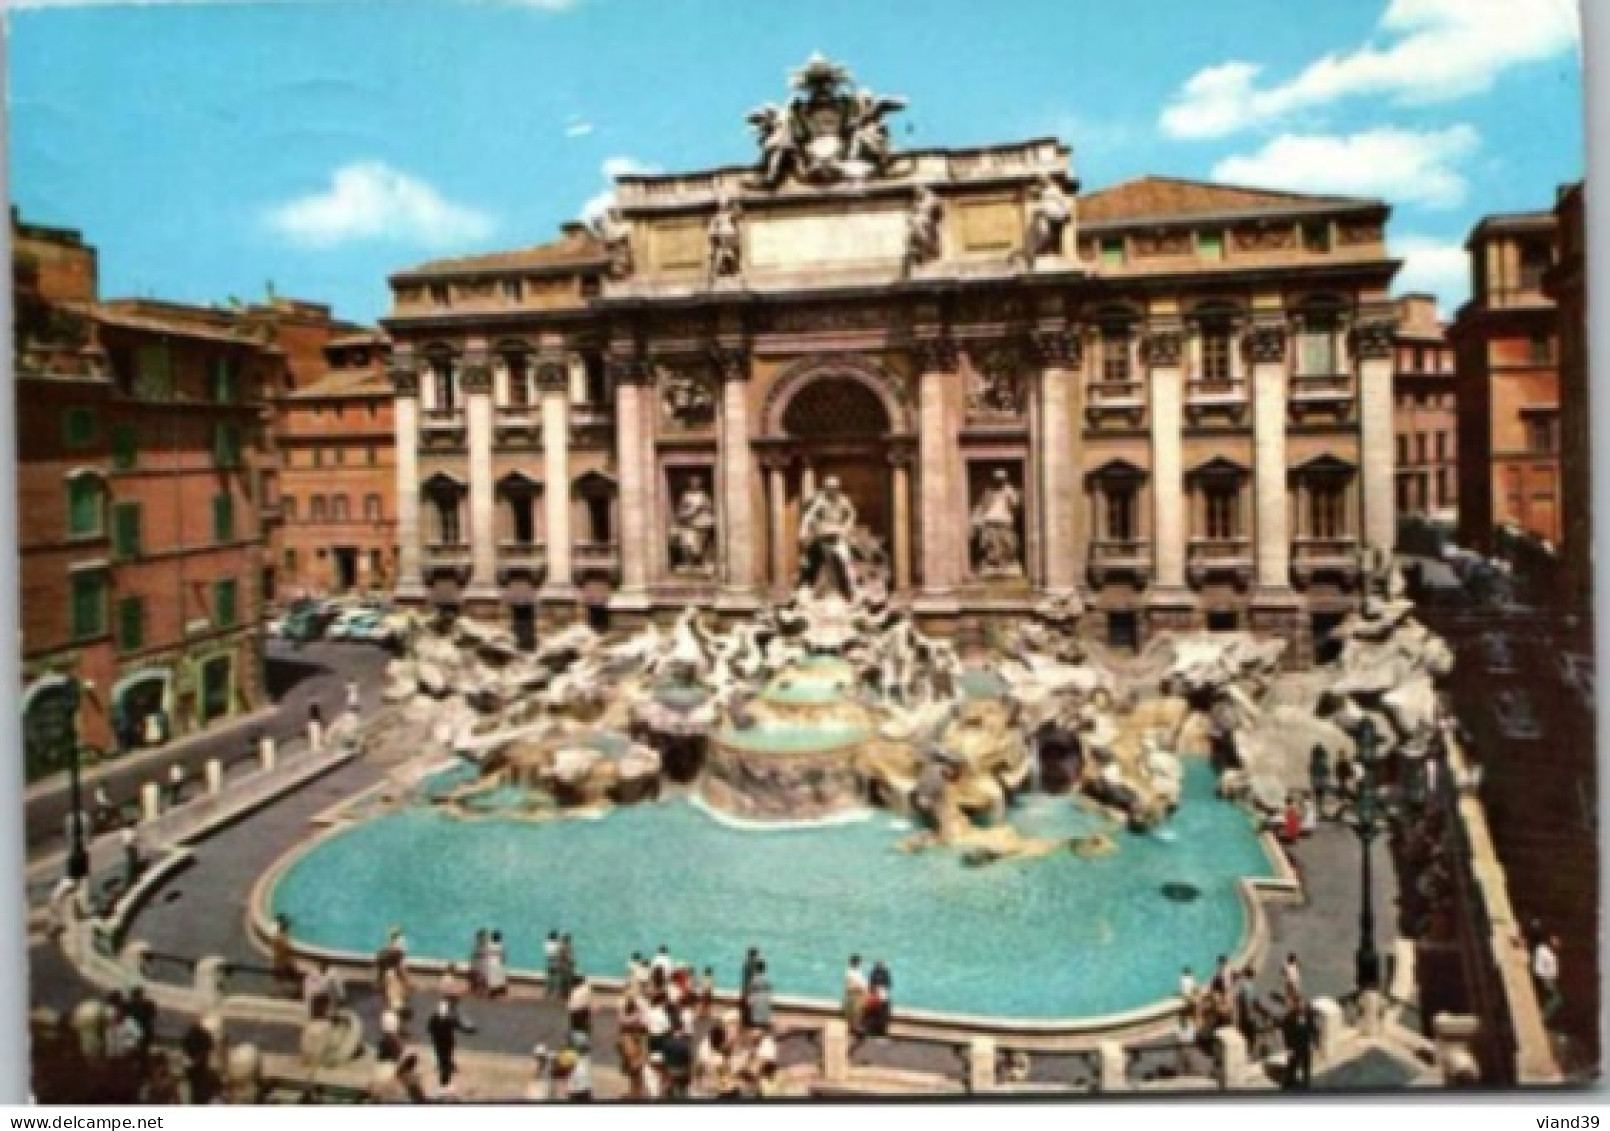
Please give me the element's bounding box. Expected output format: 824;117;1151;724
1031;326;1082;600
390;352;426;604
714;345;758;608
462;347;499;605
610;357;653;610
1355;317;1397;553
537;356;575;603
915;337;960;613
1143;324;1194;633
1249;321;1293;596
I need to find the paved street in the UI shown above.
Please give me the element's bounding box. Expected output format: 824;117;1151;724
25;640;394;857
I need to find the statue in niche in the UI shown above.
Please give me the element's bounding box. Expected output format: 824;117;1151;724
798;475;859;598
590;205;633;279
660;367;716;430
668;476;718;574
1025;175;1072;261
707;196;743;280
904;186;944;271
968;348;1027;417
971;468;1024;577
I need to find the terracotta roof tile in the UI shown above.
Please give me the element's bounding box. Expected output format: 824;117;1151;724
286;368;391;399
1079;176;1380;226
393;227;605;279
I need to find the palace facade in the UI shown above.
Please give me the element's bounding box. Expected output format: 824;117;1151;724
382;59;1399;665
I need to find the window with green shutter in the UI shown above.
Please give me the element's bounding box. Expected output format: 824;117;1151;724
209;356;238;403
70;571;107;640
63;408;96;449
66;475;104;538
135;343;174;400
110;423;139;470
1197;230;1224;261
214;578;238;628
112;502;142;560
212;422;242;467
117;595;145;653
213;492;235;543
1101;237;1125;267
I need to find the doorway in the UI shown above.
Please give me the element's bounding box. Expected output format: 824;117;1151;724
334;547;358;591
199;654;232;726
510;604;537;652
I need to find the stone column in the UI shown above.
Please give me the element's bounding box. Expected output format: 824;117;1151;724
890;451;913;594
1355;318;1397;552
1032;327;1082;598
462;353;498;605
537;357;575;602
1249;323;1293;592
610;358;652;609
1144;326;1193;633
390;359;426;603
916;339;959;609
715;346;758;606
766;458;790;590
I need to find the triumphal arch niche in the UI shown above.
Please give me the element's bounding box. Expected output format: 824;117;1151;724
600;53;1084;628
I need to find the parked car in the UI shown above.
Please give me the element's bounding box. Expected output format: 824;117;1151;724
281;607;339;643
329;609;389;642
1492;689;1542;741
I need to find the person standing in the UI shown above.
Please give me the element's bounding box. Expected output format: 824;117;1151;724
308;703;324;752
1533;935;1562;1023
544;930;562;998
868;959;893;1037
566;1036;594;1102
567;975;593;1041
484;929;509;999
843;954;868;1037
1235;964;1261;1057
739;946;761;1027
427;998;475;1088
1282;953;1303;1005
270;915;298;996
1282;1003;1314;1090
1309;744;1331;809
746;961;774;1033
166;762;186;808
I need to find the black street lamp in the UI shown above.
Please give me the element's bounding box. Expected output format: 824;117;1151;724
63;677;90;883
1340;715;1431;994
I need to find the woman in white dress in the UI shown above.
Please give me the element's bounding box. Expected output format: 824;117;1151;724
484;929;509;999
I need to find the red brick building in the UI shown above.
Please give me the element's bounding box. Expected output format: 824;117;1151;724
15;215;276;776
1450;210;1561;556
1392;293;1458;525
1545;183;1590;619
275;330;397;597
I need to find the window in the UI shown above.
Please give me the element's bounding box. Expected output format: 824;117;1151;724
364;494;382;521
1197;230;1224;261
1100;324;1132;383
134;343;173;399
66;475;105;539
1435;433;1448;462
429;283;451;307
586;495;613;543
1415;434;1428;464
1396;435;1409;466
1297;315;1338;375
110;424;138;470
283;496;297;522
367;446;378;466
505;490;536;545
1526;414;1559;453
501;278;522;302
1309;482;1347;539
1100;237;1125;267
213;492;235;542
1529;332;1553;364
1204;484;1239;540
1105;484;1138;542
208;355;238;403
429;355;457;412
1520;241;1551;290
63;408;96;449
580;275;602;299
505;352;532;408
112;502;142;560
331;494;350;522
117;596;145;654
1301;222;1331;253
70;571;107;640
214;578;238;628
436;495;463;544
334;447;346;466
311;495;328;522
1436;467;1450;507
212;422;242;468
312;448;323;469
1200;326;1232;382
284;548;298;574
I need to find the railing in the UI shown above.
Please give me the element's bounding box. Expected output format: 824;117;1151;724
422;543;471;571
1291;371;1354;399
1292;535;1358;563
1087;380;1146;405
574;541;620;573
1187;538;1253;588
1185;376;1247;403
1088;539;1152;584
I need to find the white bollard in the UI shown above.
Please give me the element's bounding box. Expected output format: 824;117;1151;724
968;1036;997;1092
140;782;162;824
194;956;227;1013
306;720;323;753
1214;1025;1247;1088
1098;1041;1127;1092
258;735;277;772
206;758;224;796
821;1019;849;1083
1312;997;1346;1063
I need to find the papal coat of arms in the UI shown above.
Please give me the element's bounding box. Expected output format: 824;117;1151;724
747;53;909;188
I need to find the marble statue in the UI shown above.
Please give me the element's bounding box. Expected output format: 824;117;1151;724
798;475;859;598
1026;175;1072;260
745;103;800;189
746;55;909;186
668;476;718;573
590;205;633;279
707;196;742;280
661;367;716;430
971;468;1023;576
905;186;943;270
844;87;907;171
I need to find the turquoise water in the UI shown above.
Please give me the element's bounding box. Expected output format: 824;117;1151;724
271;761;1274;1020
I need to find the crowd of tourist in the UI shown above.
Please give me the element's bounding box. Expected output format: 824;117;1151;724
1173;951;1315;1090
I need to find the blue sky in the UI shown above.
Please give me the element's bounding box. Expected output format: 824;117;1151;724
7;0;1585;324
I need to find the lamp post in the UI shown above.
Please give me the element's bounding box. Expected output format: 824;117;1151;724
63;676;89;883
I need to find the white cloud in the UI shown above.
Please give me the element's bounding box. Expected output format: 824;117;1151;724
1160;0;1580;139
265;162;495;248
1394;234;1471;312
580;156;662;223
1211;125;1480;209
564;120;595;138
